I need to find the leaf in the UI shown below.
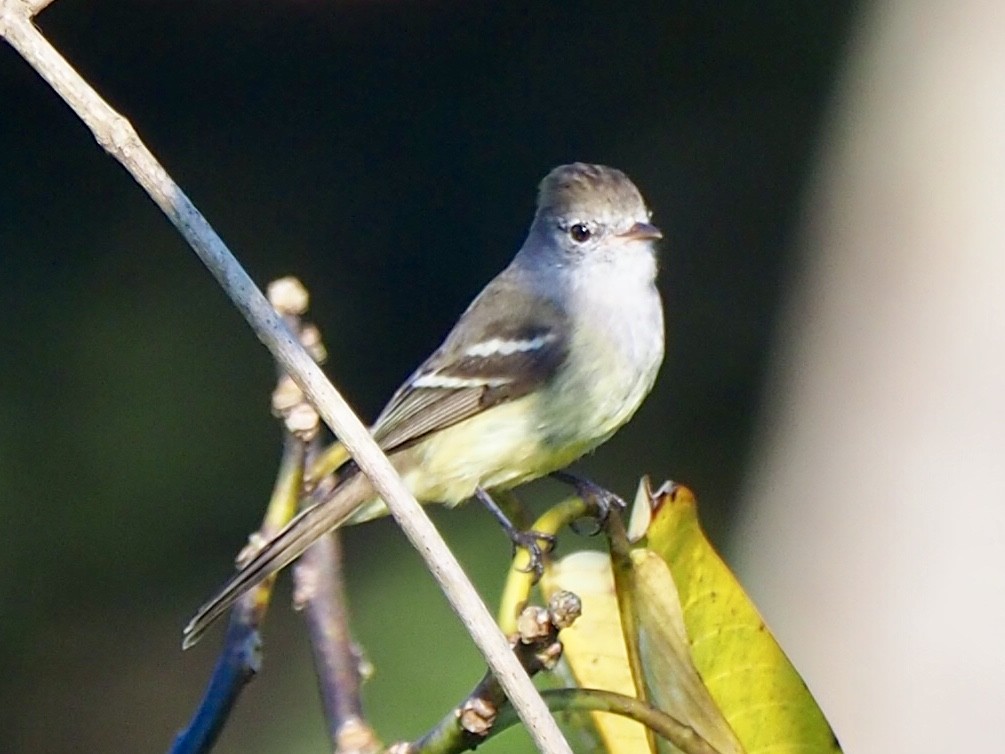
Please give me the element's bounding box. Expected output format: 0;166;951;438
623;552;745;753
542;551;655;754
634;480;842;754
612;525;744;754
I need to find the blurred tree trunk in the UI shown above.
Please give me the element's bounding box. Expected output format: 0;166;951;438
735;1;1005;752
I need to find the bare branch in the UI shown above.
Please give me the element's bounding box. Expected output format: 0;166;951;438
0;10;571;753
294;526;379;754
273;279;379;752
169;617;261;754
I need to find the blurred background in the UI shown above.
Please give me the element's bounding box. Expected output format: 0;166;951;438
2;1;1003;752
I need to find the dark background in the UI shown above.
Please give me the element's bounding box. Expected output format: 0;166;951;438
0;2;854;752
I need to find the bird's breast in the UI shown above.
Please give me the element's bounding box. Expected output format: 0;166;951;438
542;270;664;451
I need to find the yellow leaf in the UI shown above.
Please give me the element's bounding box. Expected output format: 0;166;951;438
636;480;842;754
621;547;746;754
542;551;654;754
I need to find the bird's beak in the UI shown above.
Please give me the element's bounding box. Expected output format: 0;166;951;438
618;221;663;241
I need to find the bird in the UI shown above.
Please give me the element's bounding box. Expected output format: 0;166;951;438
184;162;664;648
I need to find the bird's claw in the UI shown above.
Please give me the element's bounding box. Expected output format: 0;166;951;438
510;529;557;579
553;472;626;530
580;482;626;524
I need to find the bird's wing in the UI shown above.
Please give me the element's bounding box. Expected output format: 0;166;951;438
372;269;568;453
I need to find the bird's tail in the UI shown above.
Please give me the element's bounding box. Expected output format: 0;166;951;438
182;471;373;649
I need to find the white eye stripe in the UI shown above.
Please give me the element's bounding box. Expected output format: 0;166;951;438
464;334;556;358
411;373;512;389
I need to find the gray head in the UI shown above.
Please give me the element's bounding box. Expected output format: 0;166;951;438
525;163;661;262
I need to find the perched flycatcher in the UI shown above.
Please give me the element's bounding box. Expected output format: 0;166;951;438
184;163;664;647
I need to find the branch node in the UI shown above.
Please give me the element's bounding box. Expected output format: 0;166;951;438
240;631;263;675
298;323;328;364
458;696;498;737
547;590;582;631
95;113;140;160
267;276;310;316
515;605;551;643
334;716;381;754
291;558;319;609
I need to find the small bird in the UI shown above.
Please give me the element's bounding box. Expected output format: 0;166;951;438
184;163;664;647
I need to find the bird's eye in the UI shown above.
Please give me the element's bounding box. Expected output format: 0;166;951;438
568;224;592;243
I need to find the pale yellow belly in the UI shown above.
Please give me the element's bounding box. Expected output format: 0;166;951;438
401;393;563;502
347;330;661;524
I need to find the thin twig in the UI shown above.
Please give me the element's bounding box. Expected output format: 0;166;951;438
168;617;260;754
0;8;571;752
294;525;379;753
274;279;379;753
505;689;722;754
294;433;379;752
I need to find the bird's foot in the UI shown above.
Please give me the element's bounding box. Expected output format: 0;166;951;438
508;528;557;578
475;487;556;580
551;471;626;534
